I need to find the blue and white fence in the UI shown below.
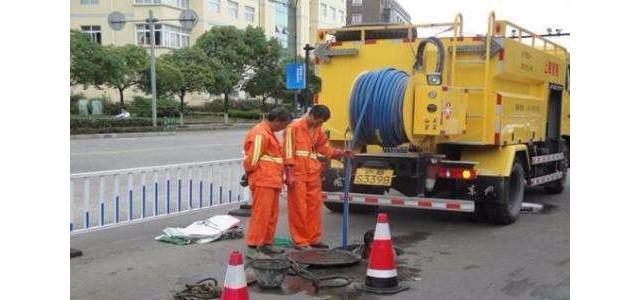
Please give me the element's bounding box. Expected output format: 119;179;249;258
70;159;247;234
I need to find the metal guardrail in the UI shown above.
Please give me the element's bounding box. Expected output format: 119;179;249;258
70;159;246;234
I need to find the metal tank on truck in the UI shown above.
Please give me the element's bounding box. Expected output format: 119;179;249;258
313;12;570;225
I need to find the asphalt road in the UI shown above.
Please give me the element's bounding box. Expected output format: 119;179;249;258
70;130;249;173
70;131;569;299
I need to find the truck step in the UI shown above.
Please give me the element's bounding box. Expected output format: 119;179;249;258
528;171;564;186
322;192;475;212
531;153;565;165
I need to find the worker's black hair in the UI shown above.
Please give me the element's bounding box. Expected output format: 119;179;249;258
309;105;331;121
266;107;292;122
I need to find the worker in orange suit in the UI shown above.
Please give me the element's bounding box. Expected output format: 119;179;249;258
243;107;292;259
284;105;352;250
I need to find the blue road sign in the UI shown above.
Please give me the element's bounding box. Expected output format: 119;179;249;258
285;63;306;90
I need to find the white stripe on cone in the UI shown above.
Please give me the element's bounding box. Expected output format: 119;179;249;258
366;268;398;278
223;265;247;289
373;223;391;240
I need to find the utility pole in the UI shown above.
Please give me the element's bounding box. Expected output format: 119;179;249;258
289;0;301;114
303;44;315;112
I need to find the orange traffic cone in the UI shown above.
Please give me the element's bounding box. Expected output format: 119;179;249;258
221;251;250;300
357;213;409;294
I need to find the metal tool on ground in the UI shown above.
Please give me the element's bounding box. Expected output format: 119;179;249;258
287;248;360;267
221;251;250;300
357;213;408;295
70;248;83;258
174;278;221;300
521;202;544;213
248;259;290;289
247;256;354;292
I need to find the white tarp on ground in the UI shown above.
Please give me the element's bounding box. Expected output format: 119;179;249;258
155;215;242;245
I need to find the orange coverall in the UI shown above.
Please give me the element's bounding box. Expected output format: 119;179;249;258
284;117;338;247
243;121;284;247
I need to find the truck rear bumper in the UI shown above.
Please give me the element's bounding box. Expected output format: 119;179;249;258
322;192;475;213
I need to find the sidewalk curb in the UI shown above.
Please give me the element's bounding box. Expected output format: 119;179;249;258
70;123;257;140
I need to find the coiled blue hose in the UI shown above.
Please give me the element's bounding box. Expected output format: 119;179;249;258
341;68;410;249
349;68;410;147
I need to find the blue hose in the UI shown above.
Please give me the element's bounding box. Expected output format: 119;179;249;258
349;68;410;147
342;68;410;249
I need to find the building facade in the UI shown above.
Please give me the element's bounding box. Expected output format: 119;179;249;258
346;0;410;25
70;0;346;102
71;0;347;56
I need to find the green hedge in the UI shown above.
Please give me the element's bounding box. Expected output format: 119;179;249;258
229;110;262;120
129;96;180;118
71;126;162;135
71;116;152;127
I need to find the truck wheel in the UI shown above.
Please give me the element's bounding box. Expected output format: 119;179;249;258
485;161;525;225
323;202;377;214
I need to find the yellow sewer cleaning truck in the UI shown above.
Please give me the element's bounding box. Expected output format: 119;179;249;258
315;12;569;224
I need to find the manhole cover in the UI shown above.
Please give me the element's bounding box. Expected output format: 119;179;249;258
287;249;361;267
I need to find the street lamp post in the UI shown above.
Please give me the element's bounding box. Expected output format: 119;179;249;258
148;11;158;127
108;9;197;127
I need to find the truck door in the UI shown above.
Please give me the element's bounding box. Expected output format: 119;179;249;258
546;84;563;141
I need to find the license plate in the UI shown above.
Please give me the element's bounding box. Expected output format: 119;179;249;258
354;168;394;186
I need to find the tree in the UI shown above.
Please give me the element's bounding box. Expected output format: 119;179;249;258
70;30;119;87
243;33;284;111
140;47;217;124
103;44;149;108
195;26;248;124
244;65;284;111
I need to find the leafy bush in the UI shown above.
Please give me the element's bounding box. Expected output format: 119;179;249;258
71;116;153;128
103;101;125;115
70;103;79;115
129;96;180;118
203;99;224;112
228;109;262;120
71;93;86;104
230;99;261;110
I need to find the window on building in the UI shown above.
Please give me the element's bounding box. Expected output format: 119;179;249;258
134;0;187;9
208;0;220;12
338;10;344;22
80;25;102;44
228;1;239;19
245;6;255;22
351;13;362;24
352;0;362;6
136;24;190;48
81;0;99;5
321;3;327;17
331;7;336;20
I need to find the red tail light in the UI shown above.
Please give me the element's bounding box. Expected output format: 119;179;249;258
437;167;477;180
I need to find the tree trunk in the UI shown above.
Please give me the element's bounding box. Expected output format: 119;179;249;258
179;91;185;126
223;93;229;125
118;87;125;111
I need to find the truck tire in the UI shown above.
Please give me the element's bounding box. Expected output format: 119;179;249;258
323;202;377;214
485;161;525;225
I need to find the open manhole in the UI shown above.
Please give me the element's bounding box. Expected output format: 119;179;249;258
287;249;361;268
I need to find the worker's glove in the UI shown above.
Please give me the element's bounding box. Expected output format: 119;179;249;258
285;166;295;187
239;173;248;187
334;149;355;159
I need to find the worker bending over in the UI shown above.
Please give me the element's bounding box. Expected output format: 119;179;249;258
243;107;292;259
